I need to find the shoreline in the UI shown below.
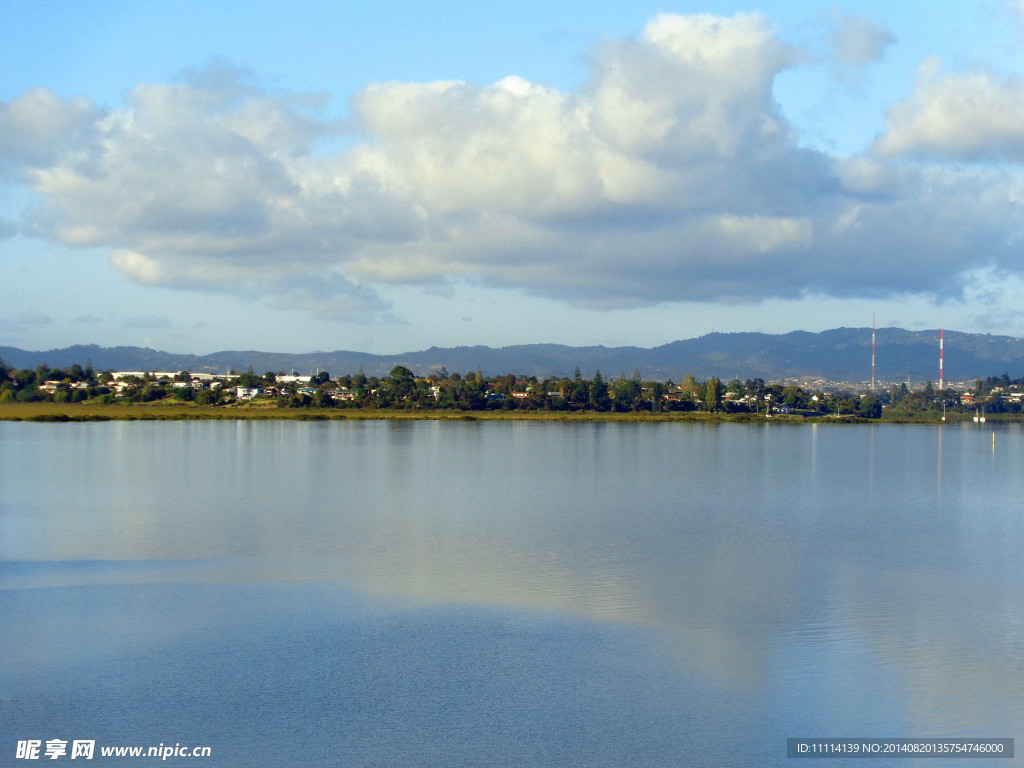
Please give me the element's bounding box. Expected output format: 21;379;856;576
0;401;994;425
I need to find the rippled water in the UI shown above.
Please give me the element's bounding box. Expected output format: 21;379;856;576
2;420;1023;766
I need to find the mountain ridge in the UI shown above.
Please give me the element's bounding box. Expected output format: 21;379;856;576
3;328;1024;384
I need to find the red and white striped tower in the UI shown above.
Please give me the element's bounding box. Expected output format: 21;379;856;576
939;328;944;391
871;313;876;391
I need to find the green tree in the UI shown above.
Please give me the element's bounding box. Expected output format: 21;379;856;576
492;373;516;395
172;385;195;401
588;370;611;410
137;383;166;402
459;373;486;410
195;388;219;406
704;377;722;413
311;390;334;408
611;372;641;411
388;366;415;400
782;386;807;409
568;375;589;406
527;376;547;401
237;367;261;388
643;380;666;412
744;378;766;399
857;394;881;419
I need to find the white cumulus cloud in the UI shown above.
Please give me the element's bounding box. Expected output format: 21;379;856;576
828;9;895;66
875;62;1024;161
1;13;1023;318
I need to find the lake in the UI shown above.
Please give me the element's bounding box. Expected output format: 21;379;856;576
2;419;1023;766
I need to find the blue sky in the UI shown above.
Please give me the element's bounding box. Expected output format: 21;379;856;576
4;1;1024;354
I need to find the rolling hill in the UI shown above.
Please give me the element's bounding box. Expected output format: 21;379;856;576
3;328;1024;384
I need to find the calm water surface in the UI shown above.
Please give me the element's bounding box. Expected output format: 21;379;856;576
2;420;1024;766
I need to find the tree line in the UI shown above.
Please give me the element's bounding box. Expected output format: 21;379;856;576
3;358;1022;417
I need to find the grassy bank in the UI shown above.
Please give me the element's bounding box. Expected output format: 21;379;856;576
10;401;1011;424
0;401;878;424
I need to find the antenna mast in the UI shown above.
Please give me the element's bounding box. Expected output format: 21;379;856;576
939;329;944;391
871;313;876;392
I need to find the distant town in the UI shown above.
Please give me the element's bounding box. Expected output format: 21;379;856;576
2;357;1022;419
